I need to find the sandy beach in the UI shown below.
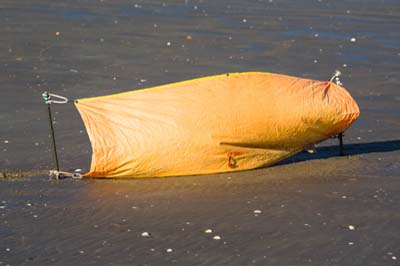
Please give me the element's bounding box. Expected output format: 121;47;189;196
1;0;399;265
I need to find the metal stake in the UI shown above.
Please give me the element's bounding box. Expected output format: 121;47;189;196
43;92;60;171
338;132;344;156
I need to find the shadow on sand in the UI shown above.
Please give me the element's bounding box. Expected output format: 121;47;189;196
279;140;400;165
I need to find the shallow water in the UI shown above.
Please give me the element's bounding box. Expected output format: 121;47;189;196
1;0;399;265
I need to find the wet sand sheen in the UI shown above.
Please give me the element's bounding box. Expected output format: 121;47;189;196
1;0;400;265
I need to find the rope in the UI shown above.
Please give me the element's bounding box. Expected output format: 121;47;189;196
42;92;69;105
329;70;343;86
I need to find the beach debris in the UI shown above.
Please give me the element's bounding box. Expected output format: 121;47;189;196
341;195;347;199
242;18;247;23
350;37;357;43
74;169;82;172
392;256;397;260
3;140;9;144
348;242;354;245
26;202;32;207
348;225;355;230
166;41;171;46
253;210;262;214
55;31;60;36
314;33;319;38
204;229;213;234
33;214;38;218
69;69;79;73
166;248;174;253
0;205;6;209
141;232;151;237
186;35;192;40
213;235;222;240
5;248;10;251
79;250;84;254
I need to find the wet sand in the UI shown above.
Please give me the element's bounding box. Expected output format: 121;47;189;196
1;0;399;265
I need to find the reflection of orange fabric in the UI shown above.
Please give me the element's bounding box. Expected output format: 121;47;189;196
75;72;359;178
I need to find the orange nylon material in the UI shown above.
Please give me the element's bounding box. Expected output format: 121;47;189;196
75;72;360;178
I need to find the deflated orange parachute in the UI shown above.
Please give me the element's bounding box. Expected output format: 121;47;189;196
75;72;359;178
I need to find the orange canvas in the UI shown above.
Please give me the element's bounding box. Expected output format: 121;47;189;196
75;72;359;178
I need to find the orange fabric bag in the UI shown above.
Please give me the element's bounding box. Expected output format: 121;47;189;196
75;72;359;178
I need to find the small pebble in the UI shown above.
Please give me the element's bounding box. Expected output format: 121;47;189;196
253;210;262;214
204;229;213;234
348;242;354;245
213;235;221;240
350;37;357;42
166;248;174;253
242;18;247;23
75;169;82;172
166;42;171;46
26;203;32;207
392;256;397;260
6;248;10;251
141;232;151;237
348;225;355;230
55;31;60;36
4;140;9;144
